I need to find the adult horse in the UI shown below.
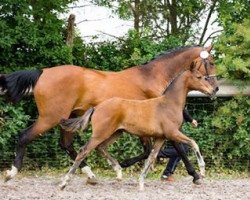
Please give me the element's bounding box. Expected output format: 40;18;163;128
59;68;214;190
0;45;218;183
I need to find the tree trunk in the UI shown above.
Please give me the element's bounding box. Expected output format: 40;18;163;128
66;14;75;47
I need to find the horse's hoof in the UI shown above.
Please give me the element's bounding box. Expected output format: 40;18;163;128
193;178;203;185
4;171;13;183
116;177;122;182
86;177;98;185
59;183;66;190
4;175;11;183
139;184;145;191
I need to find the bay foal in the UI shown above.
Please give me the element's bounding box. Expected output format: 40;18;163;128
59;69;214;190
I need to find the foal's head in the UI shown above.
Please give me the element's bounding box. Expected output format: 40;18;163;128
191;45;219;96
186;69;214;97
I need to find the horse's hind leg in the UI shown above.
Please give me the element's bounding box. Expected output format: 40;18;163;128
120;136;152;168
139;138;165;191
59;128;97;184
5;117;56;182
97;131;123;180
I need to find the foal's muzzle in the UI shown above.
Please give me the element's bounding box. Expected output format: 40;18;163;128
205;75;219;99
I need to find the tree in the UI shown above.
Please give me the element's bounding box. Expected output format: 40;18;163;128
92;0;218;44
0;0;76;73
215;0;250;82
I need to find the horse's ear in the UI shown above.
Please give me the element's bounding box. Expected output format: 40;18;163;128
205;44;213;52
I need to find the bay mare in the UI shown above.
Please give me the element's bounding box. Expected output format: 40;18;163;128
59;69;214;190
0;45;218;183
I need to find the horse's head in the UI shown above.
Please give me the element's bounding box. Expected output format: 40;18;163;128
191;45;219;98
186;69;214;98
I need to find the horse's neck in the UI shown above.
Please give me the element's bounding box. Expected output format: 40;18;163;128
140;48;200;96
156;49;199;79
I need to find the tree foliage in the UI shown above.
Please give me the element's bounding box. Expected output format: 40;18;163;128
93;0;215;43
0;0;76;73
216;19;250;82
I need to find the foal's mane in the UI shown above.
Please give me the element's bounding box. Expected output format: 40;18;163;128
142;45;200;66
162;70;187;95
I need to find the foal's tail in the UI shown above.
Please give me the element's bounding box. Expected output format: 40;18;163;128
0;69;43;103
60;108;95;132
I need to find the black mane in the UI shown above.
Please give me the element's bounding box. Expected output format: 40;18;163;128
142;45;200;66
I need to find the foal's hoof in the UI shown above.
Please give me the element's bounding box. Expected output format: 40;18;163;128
4;171;13;183
116;177;122;182
59;183;67;190
86;177;98;185
4;175;11;183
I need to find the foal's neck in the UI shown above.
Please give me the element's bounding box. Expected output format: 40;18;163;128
163;74;190;111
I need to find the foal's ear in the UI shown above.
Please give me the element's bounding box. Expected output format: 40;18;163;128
205;44;213;52
190;62;196;72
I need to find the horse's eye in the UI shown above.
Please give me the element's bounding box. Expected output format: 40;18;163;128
197;76;202;79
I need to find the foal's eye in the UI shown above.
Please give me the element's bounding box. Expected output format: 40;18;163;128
197;76;202;79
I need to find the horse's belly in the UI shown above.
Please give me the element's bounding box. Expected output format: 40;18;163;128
120;122;163;138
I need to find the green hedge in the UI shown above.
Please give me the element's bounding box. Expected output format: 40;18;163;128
0;96;249;171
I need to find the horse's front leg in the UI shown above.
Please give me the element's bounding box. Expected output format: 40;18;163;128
59;128;97;184
169;130;205;180
171;141;201;184
139;138;165;191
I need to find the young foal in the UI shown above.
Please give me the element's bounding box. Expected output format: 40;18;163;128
59;69;214;190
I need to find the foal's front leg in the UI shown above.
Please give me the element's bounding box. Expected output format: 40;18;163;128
139;138;165;191
171;142;201;184
170;130;205;178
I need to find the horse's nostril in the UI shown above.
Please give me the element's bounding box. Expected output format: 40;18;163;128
215;87;219;92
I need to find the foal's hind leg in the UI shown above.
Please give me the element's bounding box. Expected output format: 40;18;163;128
97;131;123;180
59;128;97;184
139;138;165;191
60;136;108;190
5;117;57;182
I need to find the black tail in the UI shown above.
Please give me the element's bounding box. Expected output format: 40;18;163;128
0;69;43;103
60;108;95;132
